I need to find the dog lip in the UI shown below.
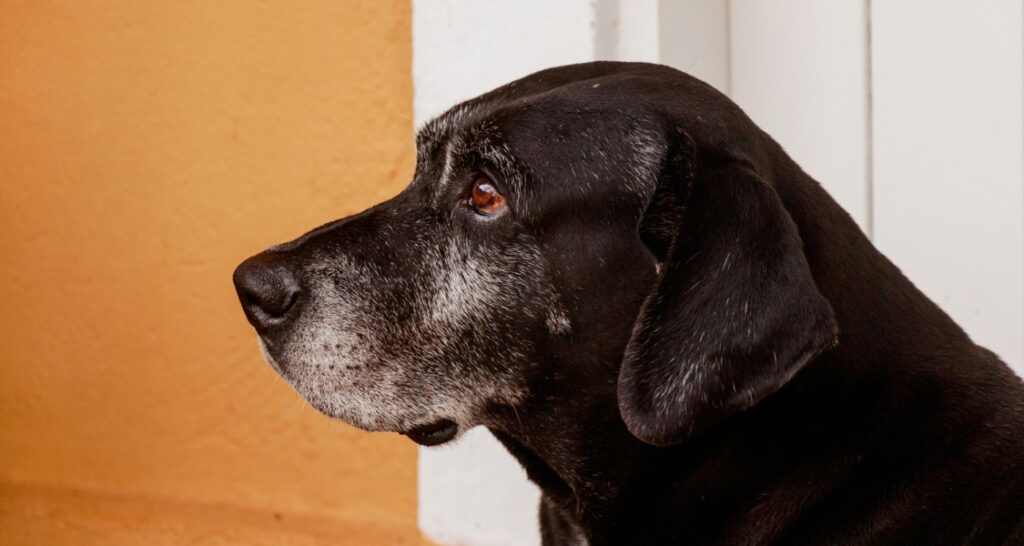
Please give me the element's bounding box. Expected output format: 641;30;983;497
402;419;458;446
256;337;287;376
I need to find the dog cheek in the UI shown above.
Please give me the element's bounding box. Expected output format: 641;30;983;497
268;278;400;426
440;239;568;352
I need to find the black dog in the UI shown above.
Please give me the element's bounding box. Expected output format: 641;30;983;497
234;62;1024;545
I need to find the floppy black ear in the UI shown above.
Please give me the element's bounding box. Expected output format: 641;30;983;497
618;135;838;446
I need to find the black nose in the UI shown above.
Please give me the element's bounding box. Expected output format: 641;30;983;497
233;254;301;331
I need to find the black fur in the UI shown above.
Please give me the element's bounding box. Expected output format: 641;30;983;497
236;62;1024;545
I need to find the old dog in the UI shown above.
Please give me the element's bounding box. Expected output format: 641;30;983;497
234;62;1024;545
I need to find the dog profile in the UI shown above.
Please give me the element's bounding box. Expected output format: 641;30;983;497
234;62;1024;545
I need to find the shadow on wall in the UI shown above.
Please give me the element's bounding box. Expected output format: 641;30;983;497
0;1;425;544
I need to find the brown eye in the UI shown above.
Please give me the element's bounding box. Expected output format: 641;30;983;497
469;177;507;215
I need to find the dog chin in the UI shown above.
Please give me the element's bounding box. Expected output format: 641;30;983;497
299;392;463;446
255;337;462;446
309;403;462;448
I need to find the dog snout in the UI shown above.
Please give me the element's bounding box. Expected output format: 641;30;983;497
233;253;302;331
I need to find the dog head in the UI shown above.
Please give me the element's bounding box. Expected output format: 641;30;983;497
233;62;837;447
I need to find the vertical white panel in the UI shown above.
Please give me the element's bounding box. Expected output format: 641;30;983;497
729;0;871;231
413;3;599;544
659;0;731;94
601;0;731;82
413;0;598;125
871;1;1024;374
614;0;661;62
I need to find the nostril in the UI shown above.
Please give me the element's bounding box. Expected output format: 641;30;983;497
233;255;302;329
265;286;299;318
241;287;293;317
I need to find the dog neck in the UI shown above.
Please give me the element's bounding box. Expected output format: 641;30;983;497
487;388;659;537
769;151;976;366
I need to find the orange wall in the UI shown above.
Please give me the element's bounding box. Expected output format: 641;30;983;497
0;1;419;544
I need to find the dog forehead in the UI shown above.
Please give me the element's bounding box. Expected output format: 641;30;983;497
415;72;636;163
412;108;504;203
411;101;666;223
415;61;745;166
416;94;651;171
416;102;477;158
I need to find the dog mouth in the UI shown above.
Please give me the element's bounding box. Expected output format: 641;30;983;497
255;336;461;445
402;419;458;446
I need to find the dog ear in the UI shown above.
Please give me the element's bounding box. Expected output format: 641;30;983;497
617;134;838;446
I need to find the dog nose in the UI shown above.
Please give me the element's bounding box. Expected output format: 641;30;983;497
233;254;301;330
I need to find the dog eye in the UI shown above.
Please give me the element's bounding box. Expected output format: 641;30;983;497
468;177;506;215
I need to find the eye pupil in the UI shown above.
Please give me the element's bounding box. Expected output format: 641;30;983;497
470;177;506;214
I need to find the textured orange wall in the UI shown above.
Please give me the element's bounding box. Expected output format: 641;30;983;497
0;1;419;544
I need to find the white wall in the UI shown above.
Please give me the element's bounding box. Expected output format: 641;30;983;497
413;1;1024;544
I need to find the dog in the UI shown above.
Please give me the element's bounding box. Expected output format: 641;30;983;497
233;62;1024;545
